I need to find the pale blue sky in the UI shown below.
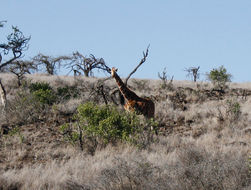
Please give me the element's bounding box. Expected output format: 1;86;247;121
1;0;251;81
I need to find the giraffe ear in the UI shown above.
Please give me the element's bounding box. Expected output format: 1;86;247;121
112;67;118;72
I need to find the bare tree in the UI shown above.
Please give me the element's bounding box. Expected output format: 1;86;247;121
158;67;174;89
66;51;110;77
7;60;37;86
158;67;168;86
184;66;200;82
33;53;71;75
0;26;30;71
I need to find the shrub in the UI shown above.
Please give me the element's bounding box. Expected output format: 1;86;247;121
32;89;56;105
226;99;241;122
216;99;242;128
56;86;80;101
29;82;56;105
76;102;142;145
207;65;232;90
5;90;44;124
29;82;52;92
59;123;80;145
131;79;149;91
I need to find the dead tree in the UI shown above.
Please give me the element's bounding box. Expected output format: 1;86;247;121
33;54;71;75
158;67;174;90
7;60;37;86
0;26;30;71
66;52;110;77
185;66;200;82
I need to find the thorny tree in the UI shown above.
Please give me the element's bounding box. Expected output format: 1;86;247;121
0;24;30;71
158;67;174;89
185;66;200;82
66;51;110;77
7;60;37;86
33;53;71;75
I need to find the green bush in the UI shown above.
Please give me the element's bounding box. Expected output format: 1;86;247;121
56;86;80;100
29;82;56;105
76;102;143;144
207;65;232;90
29;82;52;92
32;89;56;105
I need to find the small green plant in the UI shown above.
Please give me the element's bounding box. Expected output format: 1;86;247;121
207;65;232;90
217;99;242;126
9;126;25;143
60;123;80;145
226;99;241;122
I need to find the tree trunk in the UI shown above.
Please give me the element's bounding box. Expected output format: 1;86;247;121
0;80;7;109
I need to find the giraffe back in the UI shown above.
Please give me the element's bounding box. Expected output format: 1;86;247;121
124;97;155;118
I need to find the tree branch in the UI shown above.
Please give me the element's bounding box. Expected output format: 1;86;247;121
124;44;150;86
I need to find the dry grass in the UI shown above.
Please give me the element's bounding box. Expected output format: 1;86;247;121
0;73;250;190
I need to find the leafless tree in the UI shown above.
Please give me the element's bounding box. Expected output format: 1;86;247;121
158;67;168;86
7;60;37;86
66;51;110;77
33;53;71;75
158;67;174;90
0;26;30;71
184;66;200;82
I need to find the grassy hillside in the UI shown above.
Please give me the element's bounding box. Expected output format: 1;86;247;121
0;73;250;190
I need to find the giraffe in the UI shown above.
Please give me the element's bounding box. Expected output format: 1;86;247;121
111;67;155;118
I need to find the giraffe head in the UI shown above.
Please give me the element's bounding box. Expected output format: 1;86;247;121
111;67;118;77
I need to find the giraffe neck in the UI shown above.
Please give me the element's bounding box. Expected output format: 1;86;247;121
113;72;139;102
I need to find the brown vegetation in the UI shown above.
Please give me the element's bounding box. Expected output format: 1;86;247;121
0;73;250;190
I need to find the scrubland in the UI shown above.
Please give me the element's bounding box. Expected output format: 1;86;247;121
0;73;250;190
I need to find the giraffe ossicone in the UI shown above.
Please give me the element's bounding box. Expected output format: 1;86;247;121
111;67;155;118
